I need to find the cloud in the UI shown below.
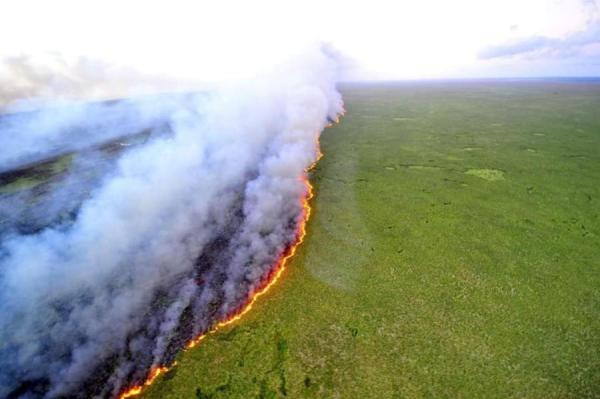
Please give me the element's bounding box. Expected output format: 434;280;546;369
0;54;201;110
479;23;600;59
480;0;600;61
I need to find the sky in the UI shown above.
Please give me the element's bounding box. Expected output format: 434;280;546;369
0;0;598;83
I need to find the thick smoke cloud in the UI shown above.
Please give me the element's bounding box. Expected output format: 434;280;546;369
0;54;206;172
0;47;343;398
0;96;184;173
0;54;198;110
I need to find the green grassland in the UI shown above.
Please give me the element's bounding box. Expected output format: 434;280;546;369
148;81;594;397
0;154;73;194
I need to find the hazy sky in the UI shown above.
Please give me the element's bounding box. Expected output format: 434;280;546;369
1;0;598;81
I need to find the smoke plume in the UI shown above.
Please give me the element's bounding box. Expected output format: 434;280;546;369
0;47;343;398
0;53;199;110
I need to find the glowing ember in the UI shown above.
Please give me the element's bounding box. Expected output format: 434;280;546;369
117;155;319;399
118;364;174;398
119;386;142;399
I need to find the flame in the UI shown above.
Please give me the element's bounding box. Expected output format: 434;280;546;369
215;175;314;330
116;113;341;399
119;364;174;399
118;176;314;399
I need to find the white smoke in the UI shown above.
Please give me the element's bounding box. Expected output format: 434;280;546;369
0;46;343;398
0;96;183;173
0;53;200;110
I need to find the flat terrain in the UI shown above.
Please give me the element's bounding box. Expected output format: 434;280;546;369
143;81;596;398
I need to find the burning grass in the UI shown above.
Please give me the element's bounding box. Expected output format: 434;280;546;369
117;164;318;399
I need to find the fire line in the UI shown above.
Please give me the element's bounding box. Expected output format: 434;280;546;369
117;145;323;399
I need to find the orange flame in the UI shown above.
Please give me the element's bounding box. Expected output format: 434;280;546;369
119;364;173;398
118;176;314;398
117;115;339;399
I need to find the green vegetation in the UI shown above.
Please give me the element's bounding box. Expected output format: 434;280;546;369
0;154;73;194
0;176;46;194
145;81;600;398
50;153;74;174
465;168;505;181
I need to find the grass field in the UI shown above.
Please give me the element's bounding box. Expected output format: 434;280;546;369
137;81;600;398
